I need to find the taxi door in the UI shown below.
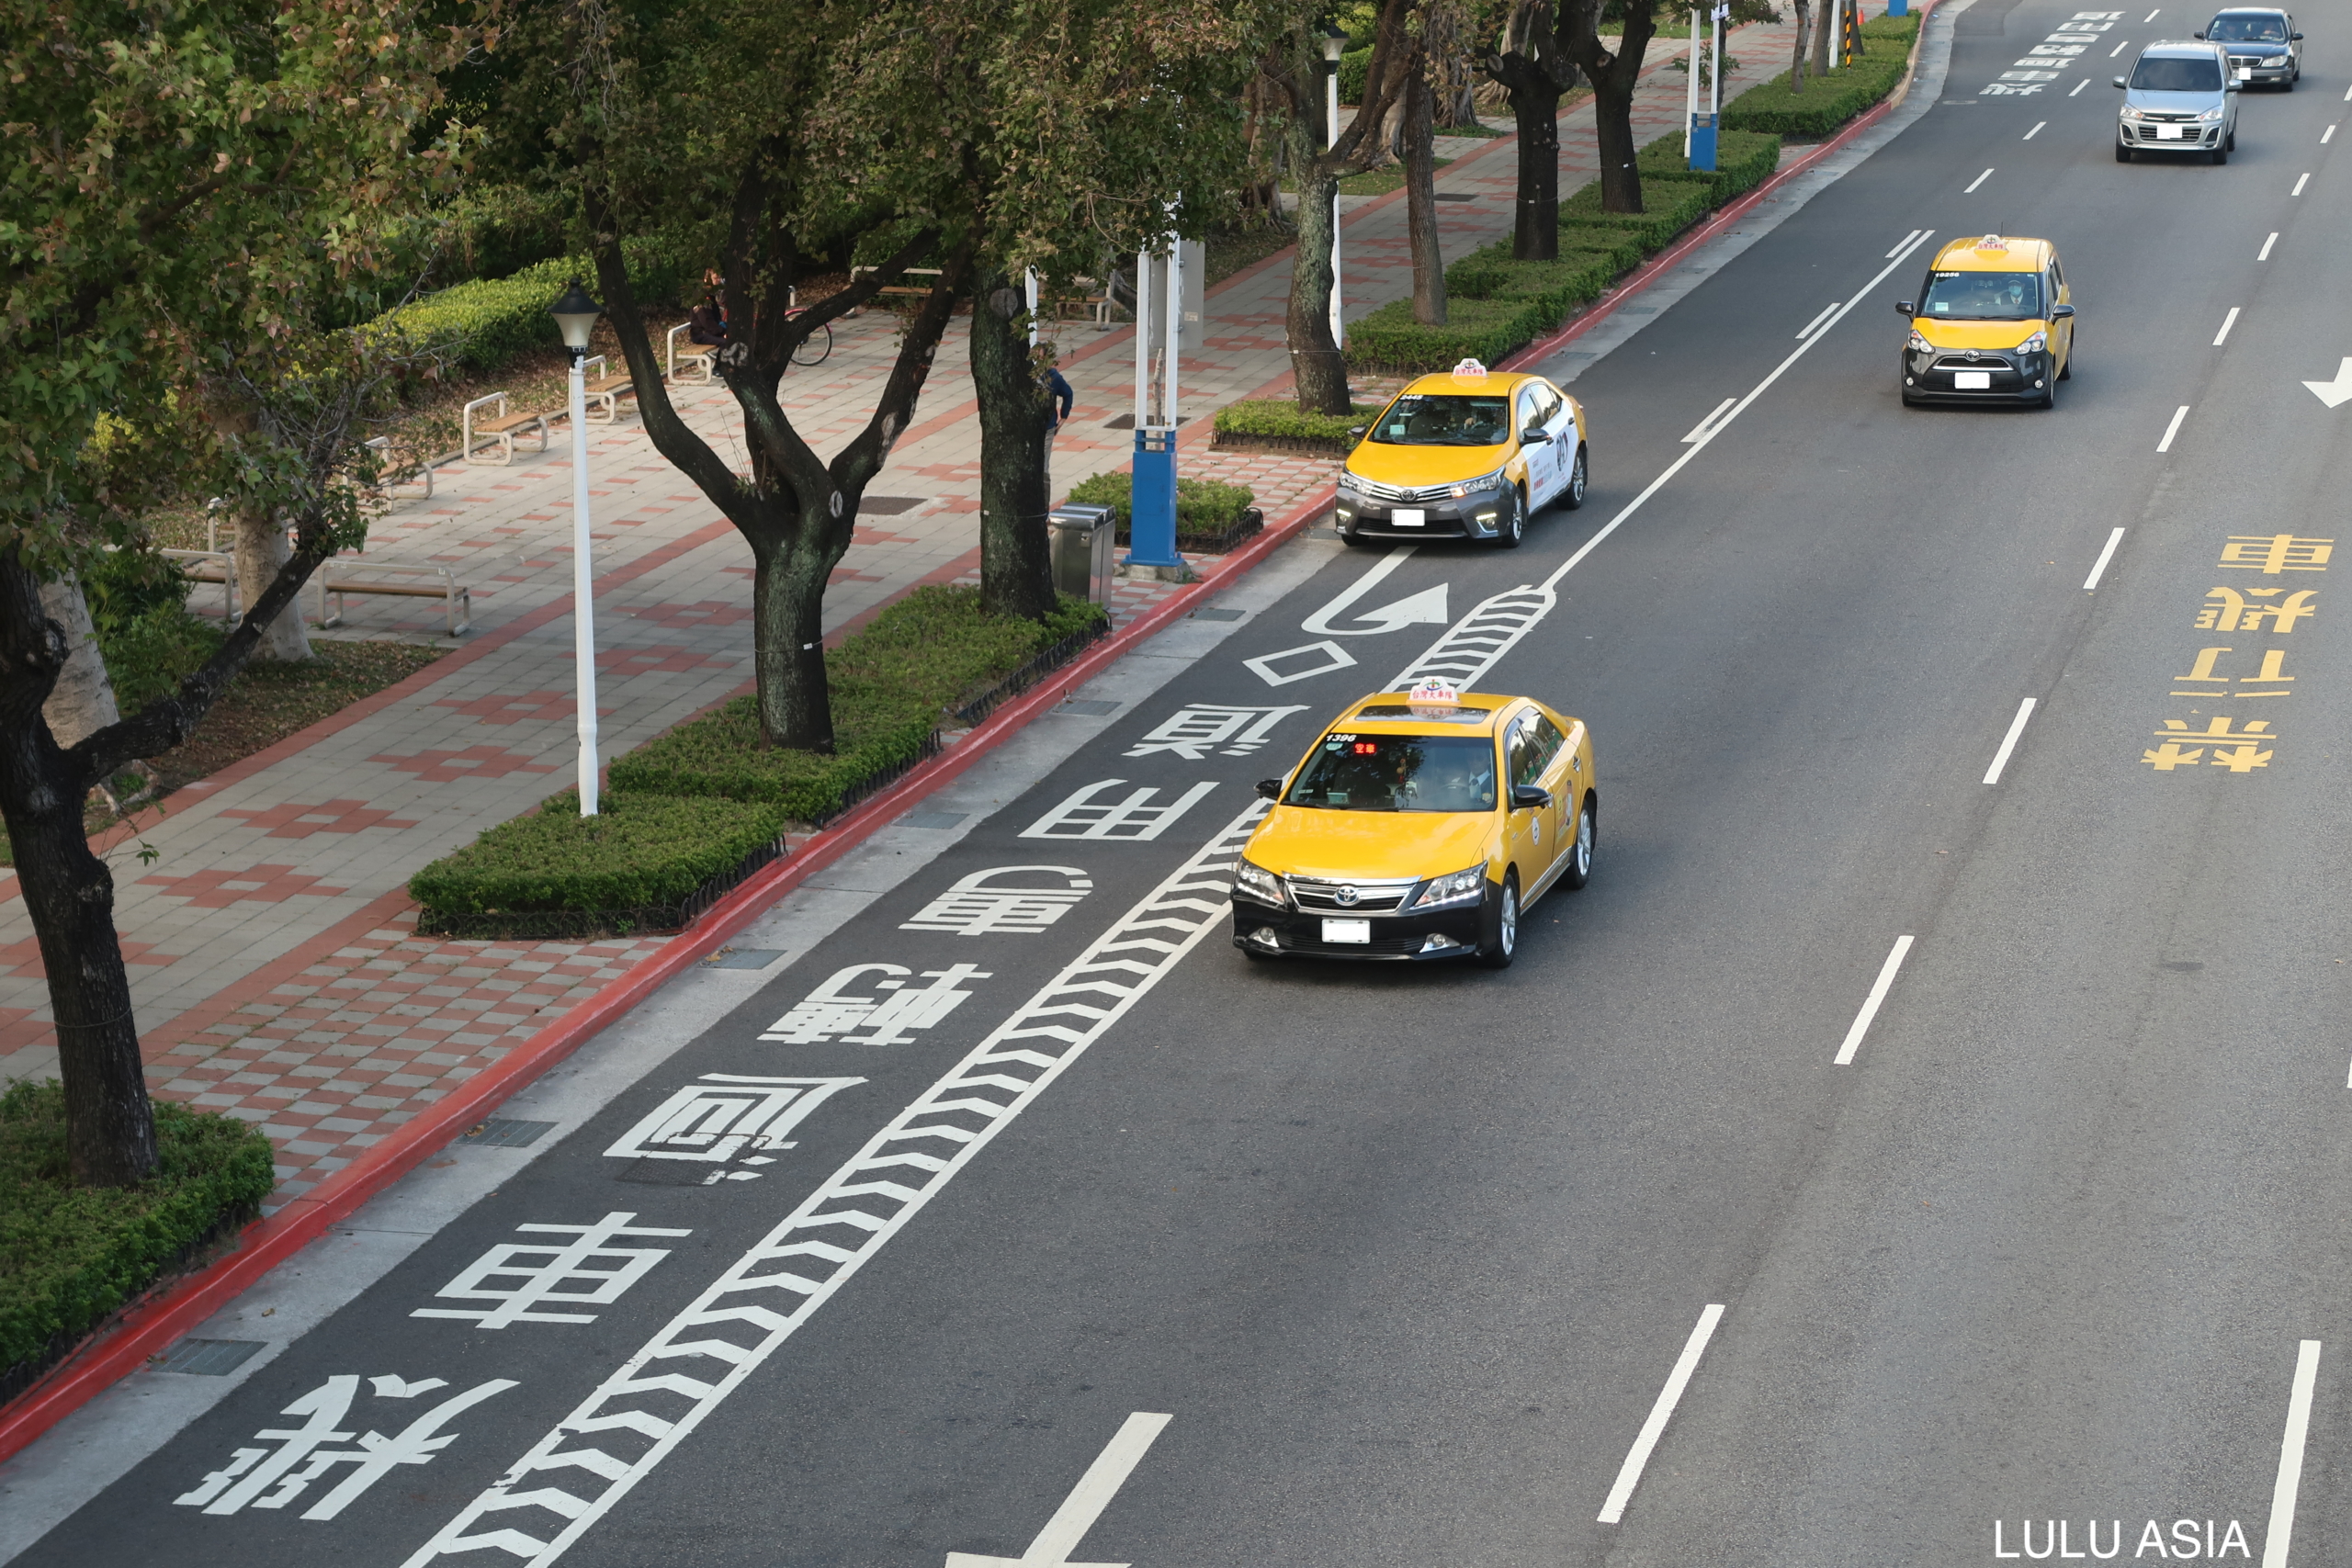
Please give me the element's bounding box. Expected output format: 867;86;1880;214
1503;710;1561;887
1514;386;1558;507
2047;254;2074;371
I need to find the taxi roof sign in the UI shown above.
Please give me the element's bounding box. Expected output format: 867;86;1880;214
1452;358;1488;378
1974;233;2008;251
1408;677;1461;709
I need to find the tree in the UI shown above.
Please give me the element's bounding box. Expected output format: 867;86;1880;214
1791;0;1813;91
1481;0;1580;259
970;271;1058;623
1402;60;1448;325
1560;0;1661;214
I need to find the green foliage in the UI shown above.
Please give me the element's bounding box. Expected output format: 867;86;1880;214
407;791;793;916
1213;400;1381;442
0;1080;273;1371
441;185;574;285
1722;15;1921;136
78;547;223;717
1634;129;1785;203
1559;178;1717;249
368;233;707;377
1063;474;1259;533
1339;46;1374;104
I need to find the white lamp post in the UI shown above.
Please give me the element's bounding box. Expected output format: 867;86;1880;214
1320;25;1348;352
549;280;605;817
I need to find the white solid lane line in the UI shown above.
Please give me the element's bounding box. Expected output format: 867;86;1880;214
2072;77;2091;94
2110;38;2131;54
1836;936;1917;1066
1597;1305;1727;1524
2084;526;2127;591
1796;302;1840;339
2261;1342;2322;1568
1966;167;1995;193
2292;172;2311;195
2260;231;2279;260
2214;307;2241;346
1680;396;1738;443
1984;698;2038;785
2158;404;2190;453
1886;227;1925;259
1530;230;1939;599
2024;120;2046;140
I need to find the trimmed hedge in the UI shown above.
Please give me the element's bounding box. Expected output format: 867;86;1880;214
368;232;705;376
407;791;791;919
2;1081;273;1379
1065;473;1258;535
1721;13;1921;137
1213;400;1381;443
1635;128;1785;204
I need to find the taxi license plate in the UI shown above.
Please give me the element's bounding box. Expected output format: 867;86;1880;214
2156;124;2185;139
1321;919;1372;944
1953;370;1993;389
1391;508;1426;526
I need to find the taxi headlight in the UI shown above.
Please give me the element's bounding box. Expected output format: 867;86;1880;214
1449;468;1508;501
1337;471;1363;494
1906;331;1933;355
1233;856;1286;907
1408;864;1488;911
2198;104;2225;120
2014;330;2048;354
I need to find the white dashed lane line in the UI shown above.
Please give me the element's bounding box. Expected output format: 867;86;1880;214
2292;172;2311;195
2072;77;2091;94
1966;167;1995;193
2214;307;2241;346
2157;405;2190;453
2260;231;2278;260
2025;120;2046;139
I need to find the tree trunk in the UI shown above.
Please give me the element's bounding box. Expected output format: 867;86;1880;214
1507;75;1564;259
0;550;155;1187
38;575;121;751
749;530;839;753
233;507;311;661
1404;70;1448;327
971;267;1058;623
1285;156;1351;414
1593;86;1645;212
1812;0;1834;76
1792;0;1810;90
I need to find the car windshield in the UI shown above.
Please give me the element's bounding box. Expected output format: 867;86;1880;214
2130;53;2224;88
1919;269;2044;320
1369;394;1511;446
1283;733;1498;812
2207;14;2286;39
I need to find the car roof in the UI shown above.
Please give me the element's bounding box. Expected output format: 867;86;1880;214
2140;39;2226;52
1929;234;2054;271
2209;6;2288;14
1329;691;1543;736
1398;371;1540;397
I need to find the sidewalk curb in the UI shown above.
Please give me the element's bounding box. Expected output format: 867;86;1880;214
0;483;1337;1469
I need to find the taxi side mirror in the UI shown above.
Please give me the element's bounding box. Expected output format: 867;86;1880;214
1511;784;1552;810
1256;778;1283;800
1347;425;1366;440
1895;299;1915;317
1519;428;1552;446
2051;303;2075;319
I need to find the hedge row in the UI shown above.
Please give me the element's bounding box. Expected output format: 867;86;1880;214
1212;400;1382;443
1064;472;1258;534
2;1081;273;1377
409;588;1112;922
366;231;705;376
1722;13;1922;137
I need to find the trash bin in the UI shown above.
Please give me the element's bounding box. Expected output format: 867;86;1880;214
1048;503;1117;604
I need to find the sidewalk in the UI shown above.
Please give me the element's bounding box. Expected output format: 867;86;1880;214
0;16;1808;1215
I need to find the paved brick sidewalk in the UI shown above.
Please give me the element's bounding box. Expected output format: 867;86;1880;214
0;10;1828;1211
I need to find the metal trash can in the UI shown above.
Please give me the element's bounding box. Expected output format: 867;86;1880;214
1048;503;1117;604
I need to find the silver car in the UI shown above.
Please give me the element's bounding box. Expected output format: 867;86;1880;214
2199;7;2302;88
2115;42;2243;164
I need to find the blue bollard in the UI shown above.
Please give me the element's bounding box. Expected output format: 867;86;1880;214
1689;112;1718;172
1125;427;1182;570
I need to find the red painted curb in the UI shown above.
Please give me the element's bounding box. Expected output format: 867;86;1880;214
0;482;1336;1467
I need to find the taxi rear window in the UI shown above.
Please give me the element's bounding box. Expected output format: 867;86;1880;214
1284;734;1498;813
1351;704;1493;724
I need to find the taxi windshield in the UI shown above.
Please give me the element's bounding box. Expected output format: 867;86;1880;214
2206;14;2286;39
1369;394;1511;446
1283;734;1498;812
2129;53;2224;89
1919;269;2043;321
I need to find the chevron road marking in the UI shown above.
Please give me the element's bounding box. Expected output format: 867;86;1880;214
399;804;1268;1568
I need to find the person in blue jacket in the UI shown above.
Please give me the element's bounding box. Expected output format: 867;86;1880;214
1038;351;1075;500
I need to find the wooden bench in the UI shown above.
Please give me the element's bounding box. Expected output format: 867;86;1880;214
462;391;548;465
363;436;435;505
666;321;720;382
577;355;636;423
316;561;472;637
164;548;243;621
846;265;946;315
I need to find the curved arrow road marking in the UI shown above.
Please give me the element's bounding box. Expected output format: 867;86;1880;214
2302;358;2352;408
1302;546;1448;636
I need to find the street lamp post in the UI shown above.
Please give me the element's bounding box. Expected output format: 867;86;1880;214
1320;24;1348;352
549;280;605;817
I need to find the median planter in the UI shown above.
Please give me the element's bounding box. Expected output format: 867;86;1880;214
1210;400;1379;457
1063;473;1264;554
1721;14;1921;138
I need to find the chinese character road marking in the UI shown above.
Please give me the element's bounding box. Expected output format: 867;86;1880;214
2171;648;2298;696
2144;718;2278;772
400;804;1272;1568
761;963;993;1043
1020;779;1218;840
412;1213;694;1328
2219;535;2333;573
176;1375;515;1520
604;1075;864;1174
899;865;1093;935
1124;704;1308;760
2199;587;2318;632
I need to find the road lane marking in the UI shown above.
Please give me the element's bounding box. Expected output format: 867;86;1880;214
2260;231;2278;260
2143;6;2159;18
2325;125;2338;143
2025;119;2047;139
2157;405;2190;452
1301;545;1420;635
1398;231;1942;692
2214;307;2241;345
2261;1341;2322;1568
1984;698;2038;784
1795;303;1840;340
401;805;1269;1568
1596;1305;1725;1524
1966;167;1996;192
2291;172;2310;195
1886;228;1925;258
2085;527;2127;591
1682;395;1739;440
2072;77;2091;94
1835;937;1916;1066
2344;83;2352;100
2110;38;2131;54
944;1412;1172;1568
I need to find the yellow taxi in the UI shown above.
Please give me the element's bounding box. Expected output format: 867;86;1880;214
1897;234;2075;409
1229;681;1597;967
1334;359;1588;548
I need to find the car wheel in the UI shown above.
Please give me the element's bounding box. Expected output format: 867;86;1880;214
2225;129;2236;150
2059;332;2074;381
1478;873;1519;968
1340;525;1371;547
2211;142;2229;164
2115;141;2133;163
1561;446;1589;511
1560;795;1596;891
2039;376;2058;411
1496;487;1526;549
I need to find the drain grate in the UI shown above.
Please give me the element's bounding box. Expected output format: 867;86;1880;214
1190;608;1245;622
704;948;785;969
462;1118;555;1148
158;1338;266;1377
899;811;968;829
1057;700;1121;716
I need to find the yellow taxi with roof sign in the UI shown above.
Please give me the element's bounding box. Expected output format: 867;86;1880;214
1333;359;1589;548
1896;234;2075;409
1229;680;1597;967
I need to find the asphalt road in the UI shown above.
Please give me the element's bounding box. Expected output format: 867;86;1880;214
17;0;2352;1562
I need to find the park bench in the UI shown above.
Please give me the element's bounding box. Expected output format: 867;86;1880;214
666;322;719;383
846;265;946;314
577;355;637;423
315;560;472;637
364;436;435;506
164;548;243;621
462;391;548;465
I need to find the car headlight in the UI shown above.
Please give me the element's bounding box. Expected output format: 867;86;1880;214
1232;856;1286;907
2014;330;2048;354
2263;53;2288;64
2198;104;2225;119
2120;105;2147;119
1408;864;1488;911
1448;469;1507;501
1337;471;1362;494
1906;330;1933;355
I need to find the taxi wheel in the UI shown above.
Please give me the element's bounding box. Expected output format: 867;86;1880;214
2059;335;2073;381
1560;795;1597;891
1340;525;1372;547
1561;446;1589;511
1495;488;1527;550
1478;873;1520;968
